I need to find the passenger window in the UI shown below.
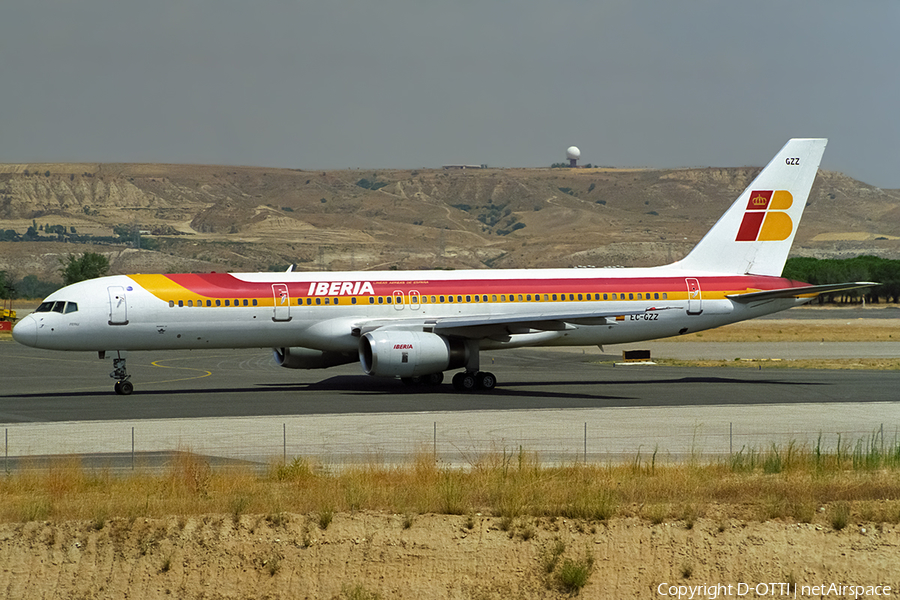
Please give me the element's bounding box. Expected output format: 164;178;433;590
457;296;462;303
431;296;437;303
654;293;659;300
351;297;357;304
317;298;322;305
551;294;557;301
334;298;339;305
603;293;608;300
491;295;497;302
612;293;617;300
466;295;471;303
387;297;392;304
500;295;506;302
216;300;221;306
517;295;523;302
628;293;634;300
526;294;531;301
378;297;384;304
169;301;175;308
662;293;667;300
252;299;258;306
440;295;445;303
637;293;642;300
369;297;375;304
569;294;575;301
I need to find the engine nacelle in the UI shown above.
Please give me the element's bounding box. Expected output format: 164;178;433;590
359;331;468;378
273;347;357;370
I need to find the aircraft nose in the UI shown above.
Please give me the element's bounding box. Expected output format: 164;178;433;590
12;315;37;347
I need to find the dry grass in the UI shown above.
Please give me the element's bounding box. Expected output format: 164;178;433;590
666;317;900;343
4;443;900;528
657;358;900;370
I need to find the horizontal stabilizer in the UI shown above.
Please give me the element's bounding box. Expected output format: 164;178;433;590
726;282;877;303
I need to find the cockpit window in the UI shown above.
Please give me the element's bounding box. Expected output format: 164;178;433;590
35;300;77;314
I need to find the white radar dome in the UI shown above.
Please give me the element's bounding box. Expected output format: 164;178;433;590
566;146;581;160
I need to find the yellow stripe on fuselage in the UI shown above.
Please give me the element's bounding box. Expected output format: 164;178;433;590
129;274;210;304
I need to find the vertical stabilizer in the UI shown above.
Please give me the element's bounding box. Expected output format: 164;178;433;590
672;138;827;276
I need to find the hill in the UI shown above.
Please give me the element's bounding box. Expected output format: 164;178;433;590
1;163;898;281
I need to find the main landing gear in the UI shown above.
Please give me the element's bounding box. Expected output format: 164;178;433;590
447;340;496;392
105;351;134;395
401;370;497;392
451;371;496;392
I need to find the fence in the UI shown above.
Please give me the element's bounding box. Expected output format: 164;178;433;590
4;404;899;472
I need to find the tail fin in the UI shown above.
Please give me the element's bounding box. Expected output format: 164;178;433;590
672;138;827;276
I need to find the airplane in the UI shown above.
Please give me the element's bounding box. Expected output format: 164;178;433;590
13;138;875;395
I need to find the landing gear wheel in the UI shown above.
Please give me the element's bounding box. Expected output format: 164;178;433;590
114;380;134;396
426;372;444;385
451;372;463;390
476;371;496;391
453;372;478;391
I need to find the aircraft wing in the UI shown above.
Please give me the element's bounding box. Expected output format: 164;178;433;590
358;305;681;338
726;282;877;303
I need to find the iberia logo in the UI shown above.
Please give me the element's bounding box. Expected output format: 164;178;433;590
735;190;793;242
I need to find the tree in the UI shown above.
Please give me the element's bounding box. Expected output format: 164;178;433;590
14;275;59;299
59;252;110;286
0;271;14;300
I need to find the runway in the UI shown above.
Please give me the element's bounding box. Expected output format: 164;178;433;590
3;338;900;466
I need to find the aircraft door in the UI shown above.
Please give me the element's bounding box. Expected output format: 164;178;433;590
108;286;129;325
272;284;292;322
393;290;404;310
685;278;703;315
409;290;420;310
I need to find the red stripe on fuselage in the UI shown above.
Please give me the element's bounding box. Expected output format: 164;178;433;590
152;273;808;298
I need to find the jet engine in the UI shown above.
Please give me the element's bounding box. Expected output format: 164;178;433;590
359;331;468;378
273;347;357;369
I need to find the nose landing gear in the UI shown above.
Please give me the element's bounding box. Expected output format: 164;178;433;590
108;352;134;395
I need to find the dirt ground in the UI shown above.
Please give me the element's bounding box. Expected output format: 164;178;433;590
1;510;898;599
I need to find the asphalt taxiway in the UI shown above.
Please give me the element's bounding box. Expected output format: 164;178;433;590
2;339;900;464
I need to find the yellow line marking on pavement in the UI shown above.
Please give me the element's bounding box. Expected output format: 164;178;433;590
150;358;214;384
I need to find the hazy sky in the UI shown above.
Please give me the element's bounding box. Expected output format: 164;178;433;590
2;2;898;187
